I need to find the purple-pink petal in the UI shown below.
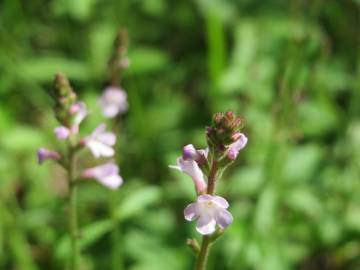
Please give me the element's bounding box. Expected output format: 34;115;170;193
215;209;233;229
196;216;216;235
182;144;199;160
54;126;70;140
197;194;214;203
37;148;61;164
212;196;229;208
184;203;198;221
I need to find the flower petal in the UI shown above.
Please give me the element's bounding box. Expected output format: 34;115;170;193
97;132;116;146
92;123;107;136
212;196;229;208
168;165;181;171
103;105;120;118
182;144;198;160
54;126;70;140
197;194;214;203
97;175;123;189
184;203;198;221
215;209;233;229
178;158;204;182
87;141;115;157
196;215;216;235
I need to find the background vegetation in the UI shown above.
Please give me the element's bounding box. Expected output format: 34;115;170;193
0;0;359;269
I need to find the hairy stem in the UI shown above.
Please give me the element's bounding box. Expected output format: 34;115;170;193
68;147;79;270
195;160;218;270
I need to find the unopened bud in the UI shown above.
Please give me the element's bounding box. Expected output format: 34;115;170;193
182;144;200;161
37;148;61;164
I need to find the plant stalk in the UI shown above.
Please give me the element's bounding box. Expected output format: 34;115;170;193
195;236;212;270
68;147;79;270
195;160;218;270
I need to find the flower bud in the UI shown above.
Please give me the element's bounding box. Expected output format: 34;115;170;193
182;144;200;161
206;111;245;155
52;73;78;127
227;133;248;161
37;148;61;164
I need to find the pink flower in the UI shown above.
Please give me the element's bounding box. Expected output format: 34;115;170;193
53;102;88;140
182;144;201;161
99;86;128;118
169;157;207;194
70;102;87;127
227;133;248;160
184;195;233;235
54;126;71;140
82;162;123;189
83;124;116;158
37;148;61;164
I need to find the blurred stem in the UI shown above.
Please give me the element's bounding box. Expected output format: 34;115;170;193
111;192;123;270
68;146;79;270
110;117;124;270
206;160;218;195
196;236;212;270
195;159;218;270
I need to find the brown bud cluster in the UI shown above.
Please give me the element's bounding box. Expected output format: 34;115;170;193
52;73;77;127
108;29;130;85
206;111;244;153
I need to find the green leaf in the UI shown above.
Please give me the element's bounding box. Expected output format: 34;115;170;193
114;186;162;220
55;219;112;260
18;57;89;82
128;47;169;75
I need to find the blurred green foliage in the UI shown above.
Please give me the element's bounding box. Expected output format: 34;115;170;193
0;0;360;269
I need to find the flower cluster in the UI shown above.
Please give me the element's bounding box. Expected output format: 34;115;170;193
98;29;129;119
170;111;248;235
38;73;124;189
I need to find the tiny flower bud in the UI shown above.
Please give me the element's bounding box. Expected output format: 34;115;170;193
206;111;246;154
227;133;248;160
54;126;70;140
37;148;61;164
52;73;78;126
70;102;87;127
182;144;201;161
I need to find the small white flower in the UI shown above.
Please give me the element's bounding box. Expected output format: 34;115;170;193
99;86;128;118
169;157;207;194
82;162;123;189
83;124;116;158
184;194;233;235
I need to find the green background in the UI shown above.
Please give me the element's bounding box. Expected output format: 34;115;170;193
0;0;359;269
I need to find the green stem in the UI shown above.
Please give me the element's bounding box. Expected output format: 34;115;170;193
68;147;79;270
110;192;123;270
206;160;218;195
195;160;218;270
195;236;212;270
